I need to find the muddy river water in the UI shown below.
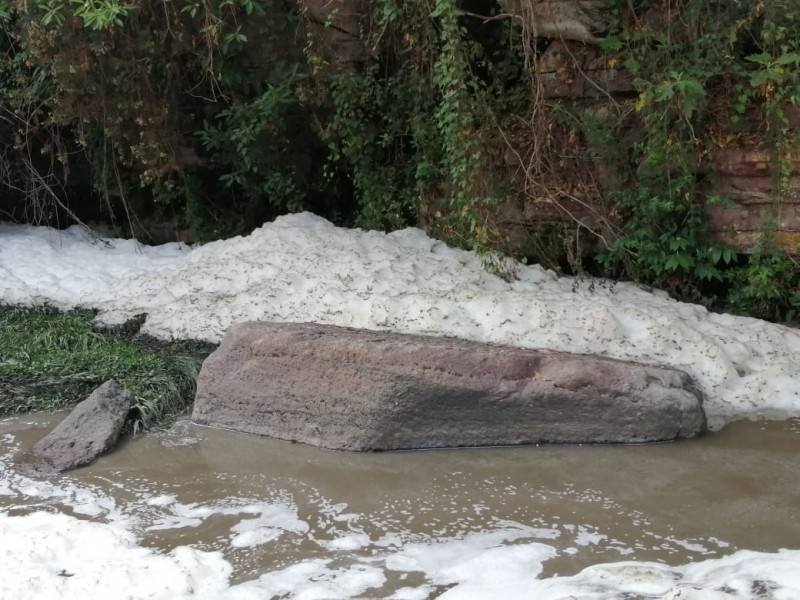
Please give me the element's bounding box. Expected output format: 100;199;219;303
1;413;799;598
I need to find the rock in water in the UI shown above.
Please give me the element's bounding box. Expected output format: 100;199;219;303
23;380;133;473
192;322;706;450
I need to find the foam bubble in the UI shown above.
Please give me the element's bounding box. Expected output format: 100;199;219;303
529;550;800;599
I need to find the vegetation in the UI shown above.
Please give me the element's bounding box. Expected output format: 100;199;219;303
0;305;214;430
321;0;800;318
0;0;324;239
0;0;798;322
588;1;800;314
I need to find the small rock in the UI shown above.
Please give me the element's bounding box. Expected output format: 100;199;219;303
21;380;133;474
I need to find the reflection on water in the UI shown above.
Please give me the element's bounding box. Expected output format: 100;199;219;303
1;413;799;597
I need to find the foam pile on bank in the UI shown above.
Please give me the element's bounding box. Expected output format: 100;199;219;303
2;213;800;427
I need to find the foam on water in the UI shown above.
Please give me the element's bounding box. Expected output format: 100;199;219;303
0;512;233;600
2;511;799;600
2;420;800;599
2;215;800;427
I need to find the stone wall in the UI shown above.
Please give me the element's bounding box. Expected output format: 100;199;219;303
497;1;800;254
708;144;800;253
297;0;369;70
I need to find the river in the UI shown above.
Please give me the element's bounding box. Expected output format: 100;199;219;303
1;413;799;598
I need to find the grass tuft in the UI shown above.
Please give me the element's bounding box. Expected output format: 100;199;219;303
0;305;215;431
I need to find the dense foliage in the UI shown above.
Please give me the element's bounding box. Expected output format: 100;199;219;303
0;0;798;320
0;0;325;238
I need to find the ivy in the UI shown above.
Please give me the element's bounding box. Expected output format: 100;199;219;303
312;0;509;252
579;0;800;317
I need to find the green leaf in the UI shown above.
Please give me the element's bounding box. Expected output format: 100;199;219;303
664;254;694;271
694;263;721;282
624;57;641;73
668;237;689;252
745;53;772;65
750;70;781;87
719;246;736;265
600;36;623;52
653;82;675;103
774;53;800;66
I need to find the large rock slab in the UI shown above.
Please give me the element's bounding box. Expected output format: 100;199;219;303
192;322;706;450
497;0;606;44
21;380;133;474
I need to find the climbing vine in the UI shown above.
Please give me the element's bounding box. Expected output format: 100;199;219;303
483;0;800;318
310;0;512;255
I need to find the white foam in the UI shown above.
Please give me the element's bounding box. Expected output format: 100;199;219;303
0;512;232;600
319;532;373;551
2;215;799;426
233;560;387;600
3;511;799;600
383;528;556;599
529;549;800;599
228;503;309;548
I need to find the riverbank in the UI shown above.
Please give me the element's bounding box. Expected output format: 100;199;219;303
0;305;214;431
2;215;800;429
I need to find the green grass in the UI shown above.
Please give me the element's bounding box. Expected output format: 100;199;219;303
0;305;215;431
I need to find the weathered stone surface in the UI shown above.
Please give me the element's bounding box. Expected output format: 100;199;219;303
498;0;606;44
192;322;706;450
705;146;800;252
20;380;133;474
298;0;368;68
714;148;793;178
536;40;634;98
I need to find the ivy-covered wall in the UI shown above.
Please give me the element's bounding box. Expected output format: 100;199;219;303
0;0;798;320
